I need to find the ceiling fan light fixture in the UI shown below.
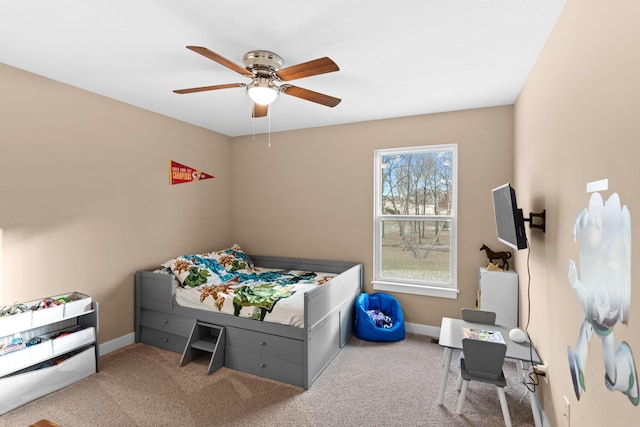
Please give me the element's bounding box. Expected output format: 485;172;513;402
174;47;341;116
247;79;279;105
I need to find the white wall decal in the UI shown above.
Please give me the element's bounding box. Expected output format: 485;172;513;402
568;192;638;405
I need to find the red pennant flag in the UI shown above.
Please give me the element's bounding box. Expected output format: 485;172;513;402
170;161;215;185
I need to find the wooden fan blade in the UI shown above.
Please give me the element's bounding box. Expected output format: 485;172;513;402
252;103;268;118
281;85;341;107
186;46;252;77
276;57;339;81
173;83;245;94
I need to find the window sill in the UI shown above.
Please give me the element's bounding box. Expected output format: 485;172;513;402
372;281;459;299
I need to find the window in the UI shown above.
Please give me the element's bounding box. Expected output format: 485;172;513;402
373;144;458;299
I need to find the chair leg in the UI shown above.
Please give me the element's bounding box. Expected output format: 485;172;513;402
456;380;470;415
456;354;464;390
455;370;463;391
496;387;512;427
517;360;526;383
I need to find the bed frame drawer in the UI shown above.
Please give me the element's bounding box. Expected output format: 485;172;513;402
139;326;188;354
225;326;304;364
225;346;304;387
139;309;194;337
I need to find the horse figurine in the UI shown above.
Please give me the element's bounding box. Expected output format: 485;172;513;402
480;244;512;270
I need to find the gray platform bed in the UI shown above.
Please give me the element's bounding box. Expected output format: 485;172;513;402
134;255;363;389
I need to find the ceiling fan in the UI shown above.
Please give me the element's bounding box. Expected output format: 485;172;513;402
173;46;341;117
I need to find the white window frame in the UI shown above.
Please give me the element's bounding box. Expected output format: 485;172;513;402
373;144;458;299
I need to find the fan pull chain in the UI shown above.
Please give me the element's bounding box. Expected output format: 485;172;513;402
268;108;271;148
252;104;256;141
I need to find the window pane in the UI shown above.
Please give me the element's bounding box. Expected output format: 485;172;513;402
380;219;451;283
381;151;453;216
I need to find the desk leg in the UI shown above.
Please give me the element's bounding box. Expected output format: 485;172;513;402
437;347;453;405
529;386;542;427
520;361;542;427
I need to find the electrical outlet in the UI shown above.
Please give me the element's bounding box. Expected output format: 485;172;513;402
562;395;570;427
533;364;549;384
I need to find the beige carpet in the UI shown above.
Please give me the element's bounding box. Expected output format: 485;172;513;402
0;334;535;426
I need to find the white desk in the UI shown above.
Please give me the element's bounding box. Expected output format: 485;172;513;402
437;317;542;427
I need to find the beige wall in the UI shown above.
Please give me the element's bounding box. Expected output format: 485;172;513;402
230;107;515;327
0;63;233;343
515;0;640;425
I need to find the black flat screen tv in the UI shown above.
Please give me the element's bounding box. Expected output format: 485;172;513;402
491;183;527;250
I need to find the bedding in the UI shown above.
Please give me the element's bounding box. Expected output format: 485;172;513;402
162;245;335;327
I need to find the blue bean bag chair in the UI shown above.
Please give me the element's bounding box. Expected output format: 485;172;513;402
355;292;405;342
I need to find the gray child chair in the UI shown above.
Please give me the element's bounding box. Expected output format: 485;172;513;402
461;308;496;325
456;338;512;427
455;308;497;389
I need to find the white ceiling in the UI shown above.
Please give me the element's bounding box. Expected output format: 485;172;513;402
0;1;565;137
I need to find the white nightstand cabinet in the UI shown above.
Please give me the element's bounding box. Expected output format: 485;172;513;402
478;267;518;329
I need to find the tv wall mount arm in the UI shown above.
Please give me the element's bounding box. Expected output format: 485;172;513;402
524;209;546;233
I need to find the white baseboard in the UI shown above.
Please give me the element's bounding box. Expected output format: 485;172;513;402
98;332;135;357
99;323;441;358
405;322;440;339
